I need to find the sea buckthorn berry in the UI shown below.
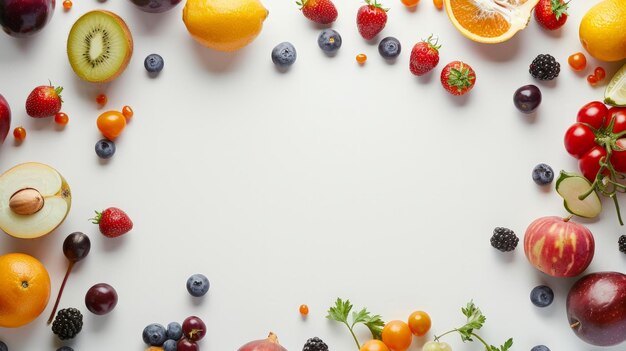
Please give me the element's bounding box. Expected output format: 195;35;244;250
96;94;107;106
356;54;367;64
401;0;420;7
62;0;72;10
122;105;134;120
587;74;598;86
299;304;309;316
13;127;26;141
567;52;587;71
594;67;606;81
433;0;443;9
54;112;69;125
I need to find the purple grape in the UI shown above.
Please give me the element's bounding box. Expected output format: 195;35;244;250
85;283;118;315
513;84;542;114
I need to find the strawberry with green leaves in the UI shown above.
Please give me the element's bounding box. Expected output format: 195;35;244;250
356;0;388;41
91;207;133;238
409;36;441;76
534;0;569;30
297;0;338;25
25;84;63;118
440;61;476;96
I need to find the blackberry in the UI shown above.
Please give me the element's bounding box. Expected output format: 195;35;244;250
619;235;626;253
303;337;329;351
490;227;519;252
529;54;560;81
51;308;83;340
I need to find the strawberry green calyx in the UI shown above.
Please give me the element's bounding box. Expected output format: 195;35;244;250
54;86;64;103
551;0;569;20
90;210;103;224
447;63;475;93
424;34;441;51
295;0;308;9
365;0;388;11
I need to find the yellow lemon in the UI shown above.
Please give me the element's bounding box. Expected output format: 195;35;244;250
579;0;626;62
183;0;268;52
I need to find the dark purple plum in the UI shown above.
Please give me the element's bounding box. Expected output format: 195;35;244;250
513;84;542;114
0;0;55;37
85;283;118;315
128;0;182;13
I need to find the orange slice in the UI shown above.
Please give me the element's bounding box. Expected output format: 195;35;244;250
445;0;539;43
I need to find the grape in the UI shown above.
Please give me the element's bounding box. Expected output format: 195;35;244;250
63;232;91;262
182;316;206;342
513;84;542;114
177;338;199;351
85;283;118;315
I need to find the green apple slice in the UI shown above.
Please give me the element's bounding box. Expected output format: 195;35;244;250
605;62;626;107
556;171;601;218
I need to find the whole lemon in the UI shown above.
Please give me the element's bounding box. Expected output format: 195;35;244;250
579;0;626;62
183;0;268;52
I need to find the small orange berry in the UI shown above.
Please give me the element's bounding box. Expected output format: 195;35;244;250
122;105;134;120
62;0;72;10
594;67;606;81
401;0;420;7
13;127;26;141
356;54;367;64
587;74;598;86
54;112;69;125
96;93;107;106
433;0;443;9
299;304;309;316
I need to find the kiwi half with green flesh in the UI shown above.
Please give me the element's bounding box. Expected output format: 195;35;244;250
67;10;133;83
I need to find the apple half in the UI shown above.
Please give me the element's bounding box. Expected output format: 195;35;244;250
0;163;71;239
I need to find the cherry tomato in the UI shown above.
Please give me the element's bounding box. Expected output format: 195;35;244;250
577;101;608;130
567;52;587;71
579;145;608;181
611;139;626;173
407;311;431;336
13;126;26;141
97;111;126;140
360;340;390;351
381;320;412;351
587;74;598;86
299;304;309;316
607;107;626;134
433;0;443;9
54;112;69;125
594;67;606;81
564;123;597;159
401;0;420;7
122;105;134;120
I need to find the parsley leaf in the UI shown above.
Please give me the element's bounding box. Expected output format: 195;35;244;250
327;298;385;350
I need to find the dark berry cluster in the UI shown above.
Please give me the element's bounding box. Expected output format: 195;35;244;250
619;235;626;254
491;227;519;252
303;337;329;351
51;308;83;340
530;54;560;81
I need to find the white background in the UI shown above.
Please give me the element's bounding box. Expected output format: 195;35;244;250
0;0;625;350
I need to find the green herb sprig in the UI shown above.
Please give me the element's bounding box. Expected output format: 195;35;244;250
326;298;385;350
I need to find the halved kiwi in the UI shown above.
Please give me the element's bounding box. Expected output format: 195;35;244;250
67;10;133;83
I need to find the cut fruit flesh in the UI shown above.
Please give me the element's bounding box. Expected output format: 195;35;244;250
445;0;540;44
556;171;601;219
605;62;626;107
67;10;133;83
0;163;71;239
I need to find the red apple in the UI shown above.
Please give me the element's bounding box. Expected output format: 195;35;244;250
523;216;594;277
567;272;626;346
0;94;10;145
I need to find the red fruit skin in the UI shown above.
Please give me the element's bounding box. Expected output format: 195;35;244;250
238;333;288;351
534;0;568;30
579;145;608;181
612;139;626;173
566;272;626;346
606;107;626;134
25;85;62;118
409;42;439;76
0;94;11;145
356;4;387;40
300;0;337;24
524;216;594;278
577;101;608;130
182;316;206;342
440;61;476;96
564;123;597;159
177;338;200;351
97;207;133;238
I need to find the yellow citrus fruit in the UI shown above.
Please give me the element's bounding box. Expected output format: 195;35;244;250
579;0;626;62
444;0;539;44
0;253;51;328
182;0;269;52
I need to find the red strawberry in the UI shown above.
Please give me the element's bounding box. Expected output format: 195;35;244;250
534;0;568;30
297;0;338;24
91;207;133;238
25;84;63;118
356;0;388;40
409;36;441;76
440;61;476;96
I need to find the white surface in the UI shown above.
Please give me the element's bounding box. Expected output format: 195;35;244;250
0;0;625;350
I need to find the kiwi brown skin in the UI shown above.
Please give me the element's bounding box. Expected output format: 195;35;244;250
67;10;134;83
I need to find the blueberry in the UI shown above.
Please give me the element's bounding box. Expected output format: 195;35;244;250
271;42;297;67
144;54;164;74
531;345;550;351
163;339;177;351
530;285;554;307
378;37;401;59
57;347;74;351
166;321;183;340
142;323;167;346
186;273;210;297
318;29;342;54
95;139;116;159
0;341;7;351
532;163;554;185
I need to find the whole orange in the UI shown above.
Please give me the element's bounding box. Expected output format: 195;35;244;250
0;253;51;328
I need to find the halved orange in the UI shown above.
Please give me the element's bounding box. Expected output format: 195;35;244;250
445;0;540;44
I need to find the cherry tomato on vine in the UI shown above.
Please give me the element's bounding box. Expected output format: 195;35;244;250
360;340;390;351
97;110;126;140
564;123;597;159
607;107;626;134
579;145;608;181
577;101;608;129
568;52;587;71
381;320;412;351
408;310;431;336
611;139;626;173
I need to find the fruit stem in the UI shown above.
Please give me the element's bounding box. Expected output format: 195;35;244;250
563;215;573;222
570;321;580;329
46;261;74;324
267;332;279;343
342;320;362;350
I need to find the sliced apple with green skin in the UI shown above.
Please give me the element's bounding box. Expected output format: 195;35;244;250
556;171;601;219
0;163;71;239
